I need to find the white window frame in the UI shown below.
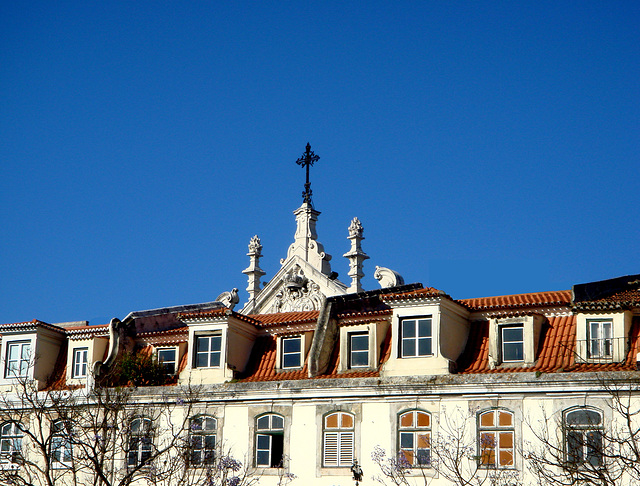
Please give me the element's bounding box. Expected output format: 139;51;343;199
189;415;216;467
5;341;31;378
588;320;612;359
72;347;88;378
195;335;222;368
0;422;23;469
323;412;355;467
400;317;433;358
501;325;524;363
255;413;285;468
348;332;369;368
127;417;153;468
398;410;431;467
478;409;515;469
564;408;603;468
281;336;302;369
157;347;177;375
51;420;72;469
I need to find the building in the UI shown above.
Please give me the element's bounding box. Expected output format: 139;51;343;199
1;151;639;485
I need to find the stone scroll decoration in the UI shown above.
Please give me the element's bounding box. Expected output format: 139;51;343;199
269;264;324;312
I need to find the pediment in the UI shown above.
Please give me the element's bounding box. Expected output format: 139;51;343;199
241;255;348;315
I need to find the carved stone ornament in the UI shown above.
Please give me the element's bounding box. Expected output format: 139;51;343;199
348;217;364;238
248;235;263;255
374;266;405;288
269;265;323;312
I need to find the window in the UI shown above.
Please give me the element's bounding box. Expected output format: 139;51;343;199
5;341;31;378
400;317;432;358
0;422;22;467
72;348;88;378
564;408;603;468
127;418;153;467
349;332;369;368
588;320;612;359
398;411;430;466
157;348;177;374
281;336;302;369
478;409;514;468
501;326;524;362
323;412;354;467
51;420;72;468
189;416;216;467
195;335;221;368
256;414;284;467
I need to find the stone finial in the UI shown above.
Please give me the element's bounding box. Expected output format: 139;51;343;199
242;235;266;309
348;217;364;238
343;217;369;293
374;266;405;288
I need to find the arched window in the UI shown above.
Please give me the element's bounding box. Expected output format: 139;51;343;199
323;412;354;467
0;422;23;467
398;410;430;466
256;413;284;467
127;417;153;467
478;409;514;468
564;408;603;467
51;420;72;468
189;416;217;466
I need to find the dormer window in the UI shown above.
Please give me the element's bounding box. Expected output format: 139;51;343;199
400;317;432;358
157;347;177;375
195;335;222;368
349;332;369;368
5;341;31;378
588;319;612;359
488;315;543;367
281;336;302;369
501;326;524;362
72;348;88;378
575;312;631;363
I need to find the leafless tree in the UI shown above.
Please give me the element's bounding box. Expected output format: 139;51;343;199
0;362;260;486
524;373;640;486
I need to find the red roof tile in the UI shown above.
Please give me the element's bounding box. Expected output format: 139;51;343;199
458;316;640;374
460;290;572;311
249;311;319;327
380;287;448;301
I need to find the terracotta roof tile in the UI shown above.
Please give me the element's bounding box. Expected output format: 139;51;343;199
380;287;449;301
249;311;319;327
460;290;572;311
458;316;640;374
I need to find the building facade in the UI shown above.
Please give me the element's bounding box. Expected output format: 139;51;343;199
1;183;639;486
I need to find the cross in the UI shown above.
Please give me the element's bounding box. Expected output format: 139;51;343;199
295;143;320;204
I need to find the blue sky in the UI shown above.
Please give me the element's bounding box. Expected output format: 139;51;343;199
1;1;639;325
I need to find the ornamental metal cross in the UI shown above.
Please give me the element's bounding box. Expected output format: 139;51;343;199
295;143;320;204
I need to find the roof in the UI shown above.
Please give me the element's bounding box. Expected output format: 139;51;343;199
459;290;572;311
458;315;640;374
0;319;66;335
249;311;320;328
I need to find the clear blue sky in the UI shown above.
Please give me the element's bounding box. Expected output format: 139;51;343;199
1;1;639;325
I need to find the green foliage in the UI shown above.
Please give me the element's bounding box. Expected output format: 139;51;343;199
105;350;169;387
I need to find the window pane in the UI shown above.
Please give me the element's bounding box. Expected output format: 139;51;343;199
502;327;523;342
418;319;431;338
418;337;432;356
210;336;221;351
498;412;512;426
567;431;583;463
402;320;415;338
417;448;430;466
341;413;353;429
503;342;523;361
197;337;209;353
480;412;494;427
257;434;270;449
499;432;513;448
351;334;368;351
400;432;413;449
416;412;430;427
400;412;413;428
283;337;301;353
567;410;601;426
272;415;284;430
283;353;300;368
402;339;416;357
499;450;514;466
325;414;338;428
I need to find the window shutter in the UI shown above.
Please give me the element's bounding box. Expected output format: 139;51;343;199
339;432;354;466
324;432;339;466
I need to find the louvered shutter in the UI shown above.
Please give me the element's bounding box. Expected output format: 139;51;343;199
338;431;354;466
324;432;339;466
